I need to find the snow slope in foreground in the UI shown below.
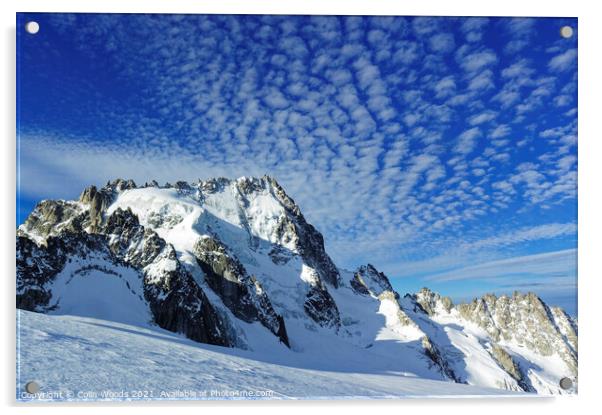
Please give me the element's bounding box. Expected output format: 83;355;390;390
17;310;525;401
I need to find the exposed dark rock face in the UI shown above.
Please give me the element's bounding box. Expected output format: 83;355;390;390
79;179;137;231
174;181;192;192
103;208;234;346
304;285;341;329
193;236;290;347
403;288;578;390
456;292;577;375
17;235;66;311
143;245;232;346
350;277;370;296
550;306;578;355
411;287;453;315
17;231;116;312
79;186;113;231
194;176;343;331
17;203;236;348
489;344;533;392
262;176;341;288
288;219;341;288
104;207;164;268
421;336;463;383
107;178;137;192
350;264;395;297
268;245;293;265
16;177;578;395
17;200;87;242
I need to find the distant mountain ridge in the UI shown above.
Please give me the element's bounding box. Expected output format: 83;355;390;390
16;176;578;395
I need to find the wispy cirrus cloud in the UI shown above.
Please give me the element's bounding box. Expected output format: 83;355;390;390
379;223;576;279
424;248;576;283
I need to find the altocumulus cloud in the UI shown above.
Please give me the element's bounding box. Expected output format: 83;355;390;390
18;15;578;303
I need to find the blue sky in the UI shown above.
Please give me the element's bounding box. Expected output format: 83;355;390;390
17;14;578;314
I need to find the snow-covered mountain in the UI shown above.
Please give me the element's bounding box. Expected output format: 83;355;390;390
16;177;578;399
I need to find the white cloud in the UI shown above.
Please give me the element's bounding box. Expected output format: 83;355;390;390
424;249;576;282
460;18;489;43
469;111;497;126
501;59;534;79
467;69;495;91
412;17;439;35
466;223;577;251
432;76;456;99
20;15;578;284
503;18;536;54
548;48;577;72
489;124;511;139
392;41;419;65
429;33;455;54
460;50;497;72
492;89;521;108
326;69;353;86
455;127;482;154
263;88;289;109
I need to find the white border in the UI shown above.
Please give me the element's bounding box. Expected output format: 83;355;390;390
2;1;601;414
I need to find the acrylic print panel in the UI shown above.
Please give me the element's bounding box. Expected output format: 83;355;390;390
16;13;578;401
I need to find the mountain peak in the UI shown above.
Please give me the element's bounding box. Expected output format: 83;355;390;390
16;177;578;396
350;264;395;297
412;287;454;315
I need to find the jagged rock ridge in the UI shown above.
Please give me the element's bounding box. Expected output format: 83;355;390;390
17;176;577;395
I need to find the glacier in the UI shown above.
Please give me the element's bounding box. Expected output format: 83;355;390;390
16;176;577;400
17;310;524;400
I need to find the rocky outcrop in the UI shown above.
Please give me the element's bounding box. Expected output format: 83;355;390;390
304;285;341;329
17;200;87;243
17;234;71;311
105;207;164;267
550;306;578;355
375;287;460;383
143;245;232;346
104;208;235;346
351;264;395;297
488;344;533;392
456;292;577;376
17;206;236;348
195;176;343;331
421;336;463;383
261;176;341;288
193;176;341;289
79;179;136;230
16;177;578;395
79;186;113;231
412;287;453;315
193;236;290;347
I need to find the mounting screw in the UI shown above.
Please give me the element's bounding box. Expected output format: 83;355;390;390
560;26;573;39
25;21;40;34
25;381;40;394
559;377;573;390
